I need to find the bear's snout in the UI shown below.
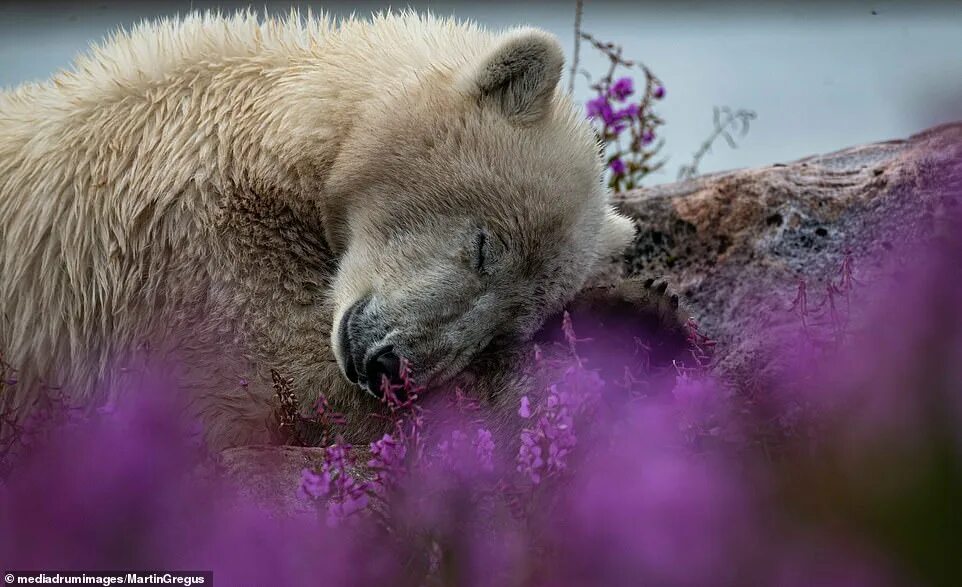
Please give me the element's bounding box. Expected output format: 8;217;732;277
338;296;404;397
364;345;402;396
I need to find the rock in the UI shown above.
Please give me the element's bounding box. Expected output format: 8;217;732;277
616;122;962;375
218;443;381;513
217;445;330;513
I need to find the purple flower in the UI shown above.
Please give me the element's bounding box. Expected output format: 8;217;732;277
326;492;369;527
616;103;640;119
642;129;656;145
517;429;544;484
310;440;372;525
368;433;407;493
436;428;469;469
299;467;330;499
587;93;632;129
653;85;666;99
609;76;635;101
609;158;627;176
518;396;532;419
474;428;496;472
585;95;611;121
515;366;602;486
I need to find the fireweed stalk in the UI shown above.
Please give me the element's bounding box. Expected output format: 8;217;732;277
580;39;667;192
571;11;755;189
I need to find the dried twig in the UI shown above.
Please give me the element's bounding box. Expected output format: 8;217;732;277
568;0;584;94
678;107;757;180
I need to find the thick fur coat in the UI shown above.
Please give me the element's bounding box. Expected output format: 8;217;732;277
0;11;635;449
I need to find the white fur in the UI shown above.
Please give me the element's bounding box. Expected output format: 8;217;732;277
0;10;633;448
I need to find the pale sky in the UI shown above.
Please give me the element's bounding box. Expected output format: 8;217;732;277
2;0;960;181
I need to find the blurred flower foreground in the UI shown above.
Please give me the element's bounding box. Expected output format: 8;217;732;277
1;134;961;586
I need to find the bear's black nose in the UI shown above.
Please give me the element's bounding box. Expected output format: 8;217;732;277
365;345;401;396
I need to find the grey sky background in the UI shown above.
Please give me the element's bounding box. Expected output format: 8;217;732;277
1;0;960;181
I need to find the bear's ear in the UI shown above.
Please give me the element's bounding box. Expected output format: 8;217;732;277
461;28;564;125
599;206;636;258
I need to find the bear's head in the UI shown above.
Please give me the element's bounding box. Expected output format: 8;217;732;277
324;29;634;396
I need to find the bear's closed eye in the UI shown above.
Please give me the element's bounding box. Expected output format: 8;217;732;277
474;229;489;273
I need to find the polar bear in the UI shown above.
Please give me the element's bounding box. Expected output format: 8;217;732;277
0;11;637;449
